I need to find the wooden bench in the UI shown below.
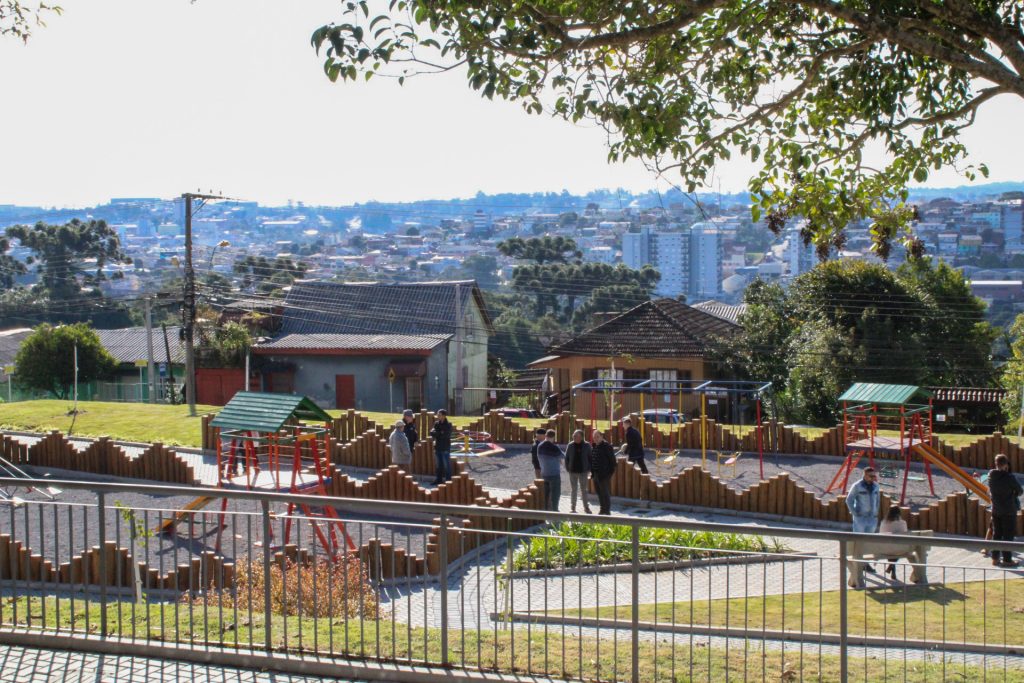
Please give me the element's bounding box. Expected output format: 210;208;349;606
847;529;932;588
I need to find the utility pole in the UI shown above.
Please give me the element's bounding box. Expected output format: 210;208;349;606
144;297;156;404
162;323;175;404
181;191;229;416
72;342;79;412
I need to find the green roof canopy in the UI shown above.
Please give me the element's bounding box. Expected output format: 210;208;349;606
838;383;931;407
210;392;333;434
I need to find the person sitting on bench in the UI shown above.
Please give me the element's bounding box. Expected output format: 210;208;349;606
878;504;908;579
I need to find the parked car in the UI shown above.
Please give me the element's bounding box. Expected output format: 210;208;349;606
493;407;542;418
639;409;685;424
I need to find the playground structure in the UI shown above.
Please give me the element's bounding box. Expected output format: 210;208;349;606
0;453;59;502
827;383;991;506
158;392;354;557
570;378;773;478
451;430;504;459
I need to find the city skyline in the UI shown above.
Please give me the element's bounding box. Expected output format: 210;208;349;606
1;0;1023;208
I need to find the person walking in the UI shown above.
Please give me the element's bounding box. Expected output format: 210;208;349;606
429;409;453;485
988;453;1023;568
565;429;593;513
845;466;881;573
402;409;419;451
537;429;564;512
530;427;546;481
590;429;617;515
617;416;648;475
878;504;909;578
389;420;412;469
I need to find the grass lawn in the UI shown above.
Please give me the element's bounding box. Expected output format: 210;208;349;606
0;400;1008;453
3;595;1016;682
569;578;1024;647
0;400;218;447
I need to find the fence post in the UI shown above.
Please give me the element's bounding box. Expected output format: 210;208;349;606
439;512;449;667
261;499;273;653
631;524;640;683
838;539;849;683
97;491;108;637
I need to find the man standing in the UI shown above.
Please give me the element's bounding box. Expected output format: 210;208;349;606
429;409;454;485
402;409;418;451
988;453;1022;568
537;429;564;512
590;429;617;515
530;427;546;481
845;467;881;533
618;417;648;475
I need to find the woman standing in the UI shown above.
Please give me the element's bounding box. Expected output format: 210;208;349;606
389;419;413;469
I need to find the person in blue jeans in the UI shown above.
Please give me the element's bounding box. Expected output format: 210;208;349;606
429;409;453;485
537;429;565;512
845;466;881;573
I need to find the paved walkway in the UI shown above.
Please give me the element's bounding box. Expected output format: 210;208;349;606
0;643;365;682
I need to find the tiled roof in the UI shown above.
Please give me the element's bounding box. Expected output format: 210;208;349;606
692;300;748;325
278;280;492;337
95;326;185;364
254;333;450;353
540;298;738;360
929;386;1007;404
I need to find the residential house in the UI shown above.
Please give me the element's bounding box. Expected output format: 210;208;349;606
528;298;738;419
252;280;492;412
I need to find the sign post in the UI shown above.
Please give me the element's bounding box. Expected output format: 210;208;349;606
3;365;13;403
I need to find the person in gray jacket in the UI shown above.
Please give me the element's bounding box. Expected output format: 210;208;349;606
389;420;413;468
565;429;593;513
536;429;564;512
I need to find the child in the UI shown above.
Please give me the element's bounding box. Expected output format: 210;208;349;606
878;505;908;578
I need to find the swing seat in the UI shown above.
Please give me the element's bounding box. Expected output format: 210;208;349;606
716;450;742;478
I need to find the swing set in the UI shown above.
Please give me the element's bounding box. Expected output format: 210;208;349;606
569;378;773;478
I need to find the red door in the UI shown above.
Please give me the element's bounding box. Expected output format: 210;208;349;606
335;375;355;409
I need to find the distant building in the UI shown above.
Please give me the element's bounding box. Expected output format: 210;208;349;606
689;222;722;299
1001;201;1024;253
622;226;691;297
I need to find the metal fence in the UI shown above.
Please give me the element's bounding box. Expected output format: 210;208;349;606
0;477;1021;682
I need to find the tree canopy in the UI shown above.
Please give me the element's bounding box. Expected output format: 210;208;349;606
14;323;117;400
314;0;1024;257
718;258;998;423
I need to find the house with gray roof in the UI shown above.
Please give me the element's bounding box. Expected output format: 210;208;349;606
253;280;492;412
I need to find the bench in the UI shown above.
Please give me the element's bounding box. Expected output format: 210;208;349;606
847;529;932;588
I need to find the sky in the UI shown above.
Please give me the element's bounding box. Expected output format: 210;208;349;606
1;0;1023;208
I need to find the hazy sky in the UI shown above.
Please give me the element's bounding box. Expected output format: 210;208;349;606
2;0;1023;208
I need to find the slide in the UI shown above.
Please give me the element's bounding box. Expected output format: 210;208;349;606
912;443;991;505
155;495;216;535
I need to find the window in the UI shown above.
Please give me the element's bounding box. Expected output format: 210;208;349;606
650;369;677;391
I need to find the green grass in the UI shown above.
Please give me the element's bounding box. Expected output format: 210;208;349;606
2;595;1017;682
512;522;785;571
569;578;1024;647
0;399;219;447
0;399;1007;452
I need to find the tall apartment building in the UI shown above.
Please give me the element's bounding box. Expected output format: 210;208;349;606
622;226;690;297
1002;201;1024;253
783;223;815;278
689;222;722;299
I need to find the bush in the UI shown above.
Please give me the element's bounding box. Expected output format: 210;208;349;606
183;556;380;618
512;522;786;571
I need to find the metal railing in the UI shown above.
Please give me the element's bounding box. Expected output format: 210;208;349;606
0;476;1021;682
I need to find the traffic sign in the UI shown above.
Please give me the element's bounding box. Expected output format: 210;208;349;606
3;365;13;375
135;359;148;368
387;368;396;383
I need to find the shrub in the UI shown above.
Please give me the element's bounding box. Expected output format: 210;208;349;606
512;522;786;571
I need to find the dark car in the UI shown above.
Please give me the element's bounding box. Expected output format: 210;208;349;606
493;407;541;418
639;409;685;424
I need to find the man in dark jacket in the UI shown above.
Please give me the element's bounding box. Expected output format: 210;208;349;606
429;409;453;485
402;409;419;451
530;428;546;481
590;429;617;515
537;429;564;512
617;417;648;474
988;453;1023;567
